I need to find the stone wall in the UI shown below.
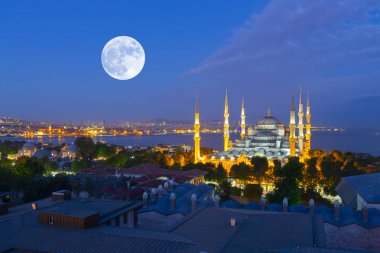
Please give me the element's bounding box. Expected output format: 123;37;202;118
324;223;380;252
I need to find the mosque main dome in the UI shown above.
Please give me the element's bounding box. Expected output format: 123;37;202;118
257;115;281;126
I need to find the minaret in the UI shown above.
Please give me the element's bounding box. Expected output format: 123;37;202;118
224;90;230;151
289;94;297;157
194;96;201;163
304;93;312;158
240;96;246;139
298;88;304;156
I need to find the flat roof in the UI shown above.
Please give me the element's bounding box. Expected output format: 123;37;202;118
42;209;98;218
171;208;318;253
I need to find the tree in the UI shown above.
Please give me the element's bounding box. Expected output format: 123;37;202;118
84;178;96;197
0;168;15;192
75;137;96;159
303;157;321;189
172;153;186;166
214;163;227;183
37;157;58;175
71;159;91;173
14;156;44;177
341;159;362;177
0;140;23;155
243;184;263;200
309;149;327;158
216;180;231;202
251;156;269;183
106;153;129;167
95;143;116;159
319;155;343;195
183;162;216;181
229;163;253;183
159;153;174;167
267;157;304;205
330;150;344;162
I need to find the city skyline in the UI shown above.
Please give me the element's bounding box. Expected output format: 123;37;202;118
1;1;379;129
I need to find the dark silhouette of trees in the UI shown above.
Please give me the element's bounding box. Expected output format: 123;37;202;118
251;156;269;183
229;162;253;183
267;157;304;205
75;137;96;159
243;184;263;200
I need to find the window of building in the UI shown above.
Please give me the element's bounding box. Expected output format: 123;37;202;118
48;216;54;224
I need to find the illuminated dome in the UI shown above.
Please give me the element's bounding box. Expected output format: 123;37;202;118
257;115;281;126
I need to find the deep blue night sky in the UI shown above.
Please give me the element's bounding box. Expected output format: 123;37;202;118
0;1;379;129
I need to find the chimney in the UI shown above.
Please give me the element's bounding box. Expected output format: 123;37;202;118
362;202;368;223
214;195;220;208
170;193;176;210
164;182;169;193
191;193;197;212
334;200;340;221
309;199;315;215
151;188;157;202
230;218;236;227
32;202;38;210
158;185;163;197
260;196;266;210
143;192;148;208
283;197;288;212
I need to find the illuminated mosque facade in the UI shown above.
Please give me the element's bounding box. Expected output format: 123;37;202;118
193;90;312;169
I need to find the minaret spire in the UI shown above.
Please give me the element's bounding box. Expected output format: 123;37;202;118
304;92;312;159
240;95;246;139
224;90;229;113
195;95;199;115
224;90;230;151
289;93;296;157
298;87;304;156
194;96;201;163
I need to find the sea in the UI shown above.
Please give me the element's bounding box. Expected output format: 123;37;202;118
1;130;379;156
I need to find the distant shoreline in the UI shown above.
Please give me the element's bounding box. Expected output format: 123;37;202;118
0;131;379;156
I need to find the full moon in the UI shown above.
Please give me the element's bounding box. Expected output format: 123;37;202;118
101;36;145;80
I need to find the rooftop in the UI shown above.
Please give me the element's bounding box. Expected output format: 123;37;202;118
171;207;321;253
337;172;380;203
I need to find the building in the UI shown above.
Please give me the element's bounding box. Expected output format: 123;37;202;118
216;109;291;163
60;143;79;159
335;172;380;210
37;198;142;229
138;183;214;231
32;148;52;159
1;186;380;252
80;163;207;186
17;142;37;157
193;89;312;170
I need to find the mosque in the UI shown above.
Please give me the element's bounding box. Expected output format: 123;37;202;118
193;90;312;170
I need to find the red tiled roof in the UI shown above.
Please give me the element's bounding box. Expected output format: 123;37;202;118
80;164;206;186
120;163;164;175
182;169;208;177
136;179;166;189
